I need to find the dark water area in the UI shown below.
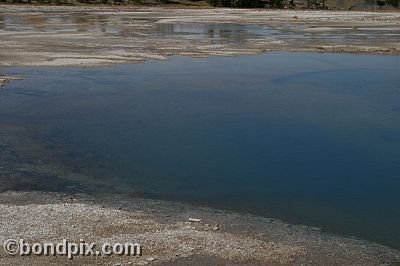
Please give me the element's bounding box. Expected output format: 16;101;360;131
1;52;400;248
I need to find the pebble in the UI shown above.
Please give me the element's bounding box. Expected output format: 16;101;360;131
188;218;201;222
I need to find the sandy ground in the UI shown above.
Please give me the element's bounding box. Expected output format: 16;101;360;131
0;191;400;265
1;5;400;265
0;6;400;67
0;125;399;265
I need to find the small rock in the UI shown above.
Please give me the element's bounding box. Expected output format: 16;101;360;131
146;257;155;261
137;261;149;265
212;226;220;231
188;218;201;222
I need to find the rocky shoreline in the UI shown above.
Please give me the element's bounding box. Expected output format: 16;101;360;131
0;6;399;68
1;5;400;265
0;191;399;265
0;0;399;10
0;125;398;264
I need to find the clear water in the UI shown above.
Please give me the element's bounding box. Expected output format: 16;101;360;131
2;52;400;248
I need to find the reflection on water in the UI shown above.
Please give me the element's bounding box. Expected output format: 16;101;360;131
2;52;400;249
0;12;280;42
155;23;279;42
0;13;120;34
2;12;397;45
0;11;399;45
0;15;4;30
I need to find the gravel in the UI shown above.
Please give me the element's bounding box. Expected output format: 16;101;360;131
0;191;399;265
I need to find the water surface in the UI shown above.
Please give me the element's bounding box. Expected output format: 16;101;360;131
2;52;400;248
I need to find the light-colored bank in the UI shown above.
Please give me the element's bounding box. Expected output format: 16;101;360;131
1;5;400;265
0;5;399;67
0;191;400;265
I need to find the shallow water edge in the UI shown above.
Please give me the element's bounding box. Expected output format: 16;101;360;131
1;6;400;68
1;52;400;252
1;190;400;265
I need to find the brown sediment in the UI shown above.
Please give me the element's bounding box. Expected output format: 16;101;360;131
0;124;399;264
0;114;399;265
1;5;400;265
0;6;399;68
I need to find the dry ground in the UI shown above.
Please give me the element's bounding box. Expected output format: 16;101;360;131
0;191;399;265
1;5;400;265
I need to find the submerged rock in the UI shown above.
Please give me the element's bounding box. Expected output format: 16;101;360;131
0;75;23;87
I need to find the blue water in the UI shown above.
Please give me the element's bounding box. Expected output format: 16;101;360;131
2;52;400;248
